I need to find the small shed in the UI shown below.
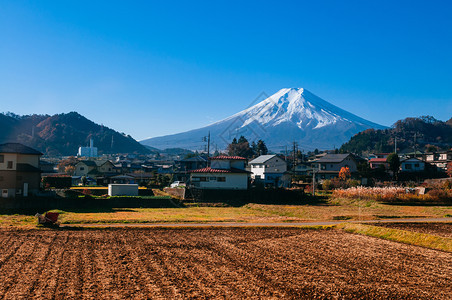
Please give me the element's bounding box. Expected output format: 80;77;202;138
108;184;139;196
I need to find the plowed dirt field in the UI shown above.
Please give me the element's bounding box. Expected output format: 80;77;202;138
0;228;450;299
373;222;452;238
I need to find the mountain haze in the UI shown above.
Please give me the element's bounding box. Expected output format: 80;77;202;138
141;88;386;151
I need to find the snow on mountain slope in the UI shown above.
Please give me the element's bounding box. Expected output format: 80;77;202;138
141;88;386;151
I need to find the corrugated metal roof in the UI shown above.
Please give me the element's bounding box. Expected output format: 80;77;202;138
249;155;277;164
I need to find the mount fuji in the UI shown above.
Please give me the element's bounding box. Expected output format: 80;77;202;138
141;88;386;151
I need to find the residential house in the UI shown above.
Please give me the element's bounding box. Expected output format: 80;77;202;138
312;153;358;181
174;155;208;182
400;157;425;172
74;160;97;177
74;160;116;177
39;160;57;174
249;155;290;187
294;163;312;176
423;151;452;171
0;143;42;198
369;158;389;169
368;153;390;160
190;156;250;190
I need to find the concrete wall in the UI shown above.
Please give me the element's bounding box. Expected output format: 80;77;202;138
108;184;139;196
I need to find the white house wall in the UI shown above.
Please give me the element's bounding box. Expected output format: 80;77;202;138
250;156;287;180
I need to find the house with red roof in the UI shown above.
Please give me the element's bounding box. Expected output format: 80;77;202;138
190;156;250;190
369;158;389;169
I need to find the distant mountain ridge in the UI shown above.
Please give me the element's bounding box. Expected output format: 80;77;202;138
0;112;150;156
141;88;386;151
340;116;452;155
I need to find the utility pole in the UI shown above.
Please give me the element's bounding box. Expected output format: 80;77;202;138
312;164;316;196
292;141;298;170
394;137;397;154
285;145;288;161
207;131;210;158
203;132;211;158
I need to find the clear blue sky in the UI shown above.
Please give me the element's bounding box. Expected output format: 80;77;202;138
1;0;451;140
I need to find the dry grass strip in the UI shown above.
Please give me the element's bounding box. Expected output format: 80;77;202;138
336;223;452;252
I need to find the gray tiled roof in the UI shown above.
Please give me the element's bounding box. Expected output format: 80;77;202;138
315;154;351;163
0;143;43;155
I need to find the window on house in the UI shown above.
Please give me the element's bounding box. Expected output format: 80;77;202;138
217;177;226;182
330;165;333;168
7;161;13;169
80;167;84;171
192;177;200;182
0;155;4;163
210;177;216;181
321;165;326;170
405;164;412;169
200;177;207;182
414;163;419;168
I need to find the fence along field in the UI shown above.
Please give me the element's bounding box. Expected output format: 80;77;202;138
0;228;450;299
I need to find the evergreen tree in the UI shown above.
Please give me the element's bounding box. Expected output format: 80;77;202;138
227;136;253;158
387;153;400;180
256;140;268;155
238;136;248;144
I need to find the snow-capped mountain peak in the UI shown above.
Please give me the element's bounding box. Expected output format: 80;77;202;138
141;88;385;151
225;87;377;131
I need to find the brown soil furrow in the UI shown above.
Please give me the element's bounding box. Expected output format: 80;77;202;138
0;236;23;269
53;233;84;299
0;228;450;299
6;232;59;299
239;231;452;298
177;232;288;298
89;234;119;299
0;234;42;299
208;233;291;298
116;232;168;299
31;233;70;299
151;233;236;299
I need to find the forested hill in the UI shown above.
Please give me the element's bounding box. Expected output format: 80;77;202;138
0;112;150;156
340;116;452;155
